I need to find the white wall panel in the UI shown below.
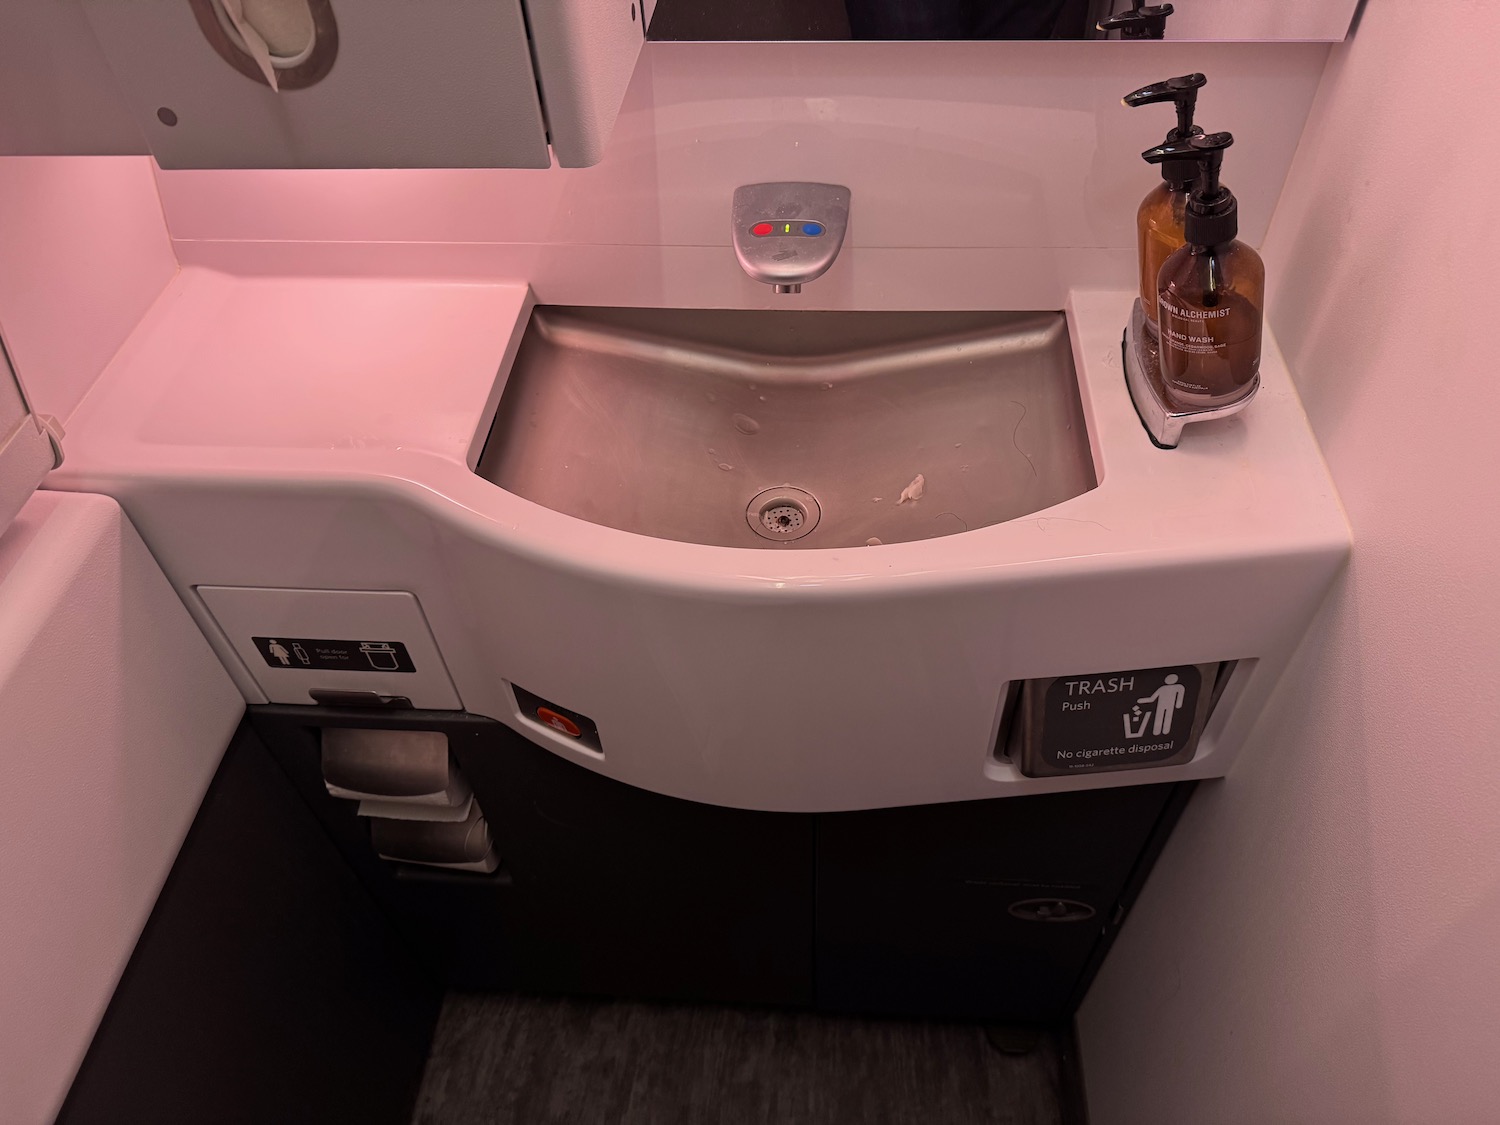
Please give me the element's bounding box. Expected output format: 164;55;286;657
0;492;243;1125
156;39;1328;303
1080;4;1500;1121
0;157;176;424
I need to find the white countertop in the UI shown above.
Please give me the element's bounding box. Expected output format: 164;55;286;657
55;268;1346;597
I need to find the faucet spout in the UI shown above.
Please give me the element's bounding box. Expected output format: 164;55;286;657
732;183;850;294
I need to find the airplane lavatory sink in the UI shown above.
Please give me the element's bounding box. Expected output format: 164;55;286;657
47;274;1348;810
476;307;1097;549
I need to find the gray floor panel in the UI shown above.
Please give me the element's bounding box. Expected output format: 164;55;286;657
413;992;1081;1125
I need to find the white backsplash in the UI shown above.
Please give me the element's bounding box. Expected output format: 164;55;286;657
157;39;1330;308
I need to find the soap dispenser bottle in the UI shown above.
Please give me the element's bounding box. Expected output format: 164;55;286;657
1123;73;1206;340
1143;132;1264;409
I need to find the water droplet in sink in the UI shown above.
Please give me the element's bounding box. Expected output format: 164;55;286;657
865;537;882;546
732;413;760;435
820;382;832;390
717;462;734;471
758;394;767;402
954;442;962;448
871;497;883;502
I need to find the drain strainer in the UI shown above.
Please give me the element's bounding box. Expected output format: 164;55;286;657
747;486;821;543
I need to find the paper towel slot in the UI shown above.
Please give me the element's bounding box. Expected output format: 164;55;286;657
188;0;338;91
321;728;458;803
308;689;413;710
370;803;500;873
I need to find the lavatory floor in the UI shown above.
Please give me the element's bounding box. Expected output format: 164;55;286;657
411;993;1084;1125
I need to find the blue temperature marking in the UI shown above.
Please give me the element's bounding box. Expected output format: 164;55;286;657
802;222;825;236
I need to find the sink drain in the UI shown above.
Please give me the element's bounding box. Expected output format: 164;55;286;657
762;504;804;533
747;486;821;542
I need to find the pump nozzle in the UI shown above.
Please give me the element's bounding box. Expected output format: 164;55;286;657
1098;0;1174;39
1125;73;1207;186
1142;132;1238;246
1123;73;1205;138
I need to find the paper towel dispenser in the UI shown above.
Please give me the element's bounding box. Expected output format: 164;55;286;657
186;0;338;93
80;0;643;168
319;726;500;872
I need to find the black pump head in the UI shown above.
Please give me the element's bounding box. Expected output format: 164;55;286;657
1099;0;1174;39
1124;74;1205;138
1124;73;1206;185
1142;132;1238;246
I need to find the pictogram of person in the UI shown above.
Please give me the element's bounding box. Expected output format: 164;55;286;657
1137;674;1186;735
267;639;292;666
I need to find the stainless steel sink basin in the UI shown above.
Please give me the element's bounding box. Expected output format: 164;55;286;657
476;307;1096;549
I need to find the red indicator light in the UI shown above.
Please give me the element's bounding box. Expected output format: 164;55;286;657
536;707;582;738
751;222;774;236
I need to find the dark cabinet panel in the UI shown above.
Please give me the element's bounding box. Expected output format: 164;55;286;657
249;706;1190;1026
460;722;816;1005
250;707;816;1007
57;722;440;1125
60;707;1190;1122
815;785;1181;1023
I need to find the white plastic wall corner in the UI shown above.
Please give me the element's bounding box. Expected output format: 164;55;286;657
0;491;244;1125
525;0;645;167
0;326;64;536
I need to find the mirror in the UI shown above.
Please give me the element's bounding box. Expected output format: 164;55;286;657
646;0;1359;42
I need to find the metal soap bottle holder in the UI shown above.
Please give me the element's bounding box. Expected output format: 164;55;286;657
1123;298;1258;449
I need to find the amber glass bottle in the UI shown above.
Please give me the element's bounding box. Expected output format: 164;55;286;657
1123;73;1206;338
1158;242;1264;405
1136;181;1190;339
1146;132;1264;410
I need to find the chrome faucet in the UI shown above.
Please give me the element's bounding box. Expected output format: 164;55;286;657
732;183;850;294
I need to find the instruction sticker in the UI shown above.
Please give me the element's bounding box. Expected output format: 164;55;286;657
1037;664;1202;772
251;637;416;674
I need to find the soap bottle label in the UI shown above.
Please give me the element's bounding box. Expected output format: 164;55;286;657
1158;292;1261;402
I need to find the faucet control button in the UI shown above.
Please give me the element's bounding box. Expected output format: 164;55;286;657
744;222;828;238
732;182;849;289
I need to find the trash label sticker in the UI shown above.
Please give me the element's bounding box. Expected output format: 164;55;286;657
252;637;415;674
1039;664;1202;771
